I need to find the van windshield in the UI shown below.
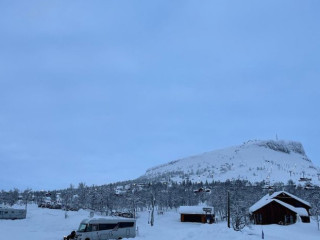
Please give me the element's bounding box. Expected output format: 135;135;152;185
77;223;87;232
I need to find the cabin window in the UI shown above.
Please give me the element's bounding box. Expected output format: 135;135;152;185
254;213;262;224
284;215;294;224
99;224;117;230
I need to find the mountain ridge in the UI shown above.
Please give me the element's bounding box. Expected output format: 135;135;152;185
141;139;320;185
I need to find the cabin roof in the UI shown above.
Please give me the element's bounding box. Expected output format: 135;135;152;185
249;198;308;216
273;200;309;216
0;206;25;211
179;206;214;214
271;191;311;207
249;191;310;216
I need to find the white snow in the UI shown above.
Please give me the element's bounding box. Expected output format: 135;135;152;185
179;206;214;214
143;140;320;186
0;204;319;240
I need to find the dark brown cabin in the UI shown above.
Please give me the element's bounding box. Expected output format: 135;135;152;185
179;206;215;224
249;191;311;225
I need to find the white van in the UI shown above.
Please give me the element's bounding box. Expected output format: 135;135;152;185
75;217;136;240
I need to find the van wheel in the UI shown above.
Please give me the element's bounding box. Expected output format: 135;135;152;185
85;238;90;240
118;238;122;240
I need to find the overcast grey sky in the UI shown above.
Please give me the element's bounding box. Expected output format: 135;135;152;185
1;1;319;191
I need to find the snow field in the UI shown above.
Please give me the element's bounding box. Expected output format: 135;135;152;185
0;204;319;240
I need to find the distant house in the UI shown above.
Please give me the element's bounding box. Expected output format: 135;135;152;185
179;206;215;224
249;191;311;225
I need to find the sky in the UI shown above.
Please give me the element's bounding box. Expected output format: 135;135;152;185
0;1;319;191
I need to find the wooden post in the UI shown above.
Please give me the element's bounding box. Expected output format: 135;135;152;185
150;193;155;226
227;191;230;228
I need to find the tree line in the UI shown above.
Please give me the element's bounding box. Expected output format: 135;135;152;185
1;179;320;222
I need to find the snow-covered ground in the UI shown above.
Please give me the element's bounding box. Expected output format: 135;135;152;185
0;204;319;240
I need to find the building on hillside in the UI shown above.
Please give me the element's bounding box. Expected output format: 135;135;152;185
179;206;215;224
249;191;311;225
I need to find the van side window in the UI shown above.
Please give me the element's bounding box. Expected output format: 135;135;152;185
119;222;134;228
91;224;99;231
99;224;117;230
86;224;92;232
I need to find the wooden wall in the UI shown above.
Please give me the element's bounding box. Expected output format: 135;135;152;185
181;214;212;223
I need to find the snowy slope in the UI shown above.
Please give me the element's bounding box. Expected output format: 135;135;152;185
142;140;320;185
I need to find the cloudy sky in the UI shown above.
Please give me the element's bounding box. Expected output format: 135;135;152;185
1;1;319;191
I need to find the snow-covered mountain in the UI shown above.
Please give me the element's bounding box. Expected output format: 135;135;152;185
141;140;320;185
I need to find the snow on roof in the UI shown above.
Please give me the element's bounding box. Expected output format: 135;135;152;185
81;216;135;223
0;204;15;210
272;200;309;217
272;191;311;207
249;191;310;216
249;195;273;213
179;206;214;214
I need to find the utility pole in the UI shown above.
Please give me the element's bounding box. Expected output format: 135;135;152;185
150;193;155;226
227;191;230;228
25;192;28;211
24;189;31;217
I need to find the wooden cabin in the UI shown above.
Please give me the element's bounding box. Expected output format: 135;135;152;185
249;191;311;225
179;206;215;224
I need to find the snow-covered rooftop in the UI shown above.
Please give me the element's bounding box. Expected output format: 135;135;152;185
249;191;310;216
272;191;311;207
179;206;214;214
